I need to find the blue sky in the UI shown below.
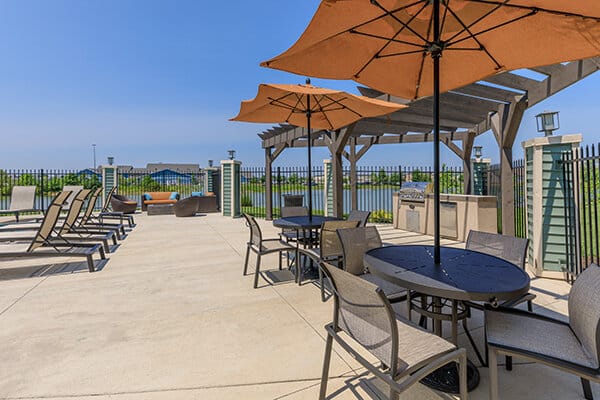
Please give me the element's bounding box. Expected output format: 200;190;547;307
0;0;599;170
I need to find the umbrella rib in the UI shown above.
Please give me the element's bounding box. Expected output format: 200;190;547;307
321;94;364;120
440;0;451;35
349;30;425;49
370;0;431;45
312;96;336;130
443;0;507;44
443;5;503;70
414;14;434;100
352;1;430;79
466;0;600;21
377;49;429;58
447;10;536;49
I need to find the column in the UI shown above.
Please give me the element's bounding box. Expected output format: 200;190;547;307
221;160;242;218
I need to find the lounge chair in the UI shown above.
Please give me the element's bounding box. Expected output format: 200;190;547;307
0;191;106;272
0;189;117;253
75;187;126;238
318;262;467;400
98;186;135;227
0;186;37;222
62;185;84;209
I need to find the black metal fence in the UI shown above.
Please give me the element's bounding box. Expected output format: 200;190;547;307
116;170;205;204
562;144;600;281
0;169;102;212
240;165;465;222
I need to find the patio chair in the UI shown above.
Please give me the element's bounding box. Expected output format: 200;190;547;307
0;191;106;272
486;264;600;400
301;220;360;301
319;262;467;400
0;186;37;222
98;186;135;227
173;196;199;217
347;210;371;227
337;226;407;303
242;213;294;288
462;230;532;367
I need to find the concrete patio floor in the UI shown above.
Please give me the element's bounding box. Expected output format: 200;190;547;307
0;213;596;399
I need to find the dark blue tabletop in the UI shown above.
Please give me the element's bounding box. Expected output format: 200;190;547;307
364;245;530;302
272;216;339;230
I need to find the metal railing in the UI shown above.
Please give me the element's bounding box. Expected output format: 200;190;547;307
0;169;102;212
116;170;205;204
240;164;465;223
562;145;600;281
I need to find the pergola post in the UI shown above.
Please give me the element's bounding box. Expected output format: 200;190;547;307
491;97;527;235
325;126;354;218
349;138;358;211
461;131;475;194
265;147;273;220
264;143;287;221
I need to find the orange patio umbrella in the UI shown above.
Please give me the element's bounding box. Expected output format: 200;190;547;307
231;80;405;218
262;0;600;263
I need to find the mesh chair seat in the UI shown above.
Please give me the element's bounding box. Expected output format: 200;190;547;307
256;239;293;253
486;309;597;370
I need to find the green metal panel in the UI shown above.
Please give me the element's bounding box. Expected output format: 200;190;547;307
325;162;333;216
472;162;488;195
526;147;534;266
540;144;571;271
104;167;116;203
207;171;213;193
222;164;232;216
233;163;241;217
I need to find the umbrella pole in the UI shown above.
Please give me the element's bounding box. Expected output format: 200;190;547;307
433;0;441;264
306;97;313;220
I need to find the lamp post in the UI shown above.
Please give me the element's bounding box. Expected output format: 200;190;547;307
535;111;560;137
92;144;97;169
107;156;114;166
208;160;214;167
473;145;483;161
228;150;236;160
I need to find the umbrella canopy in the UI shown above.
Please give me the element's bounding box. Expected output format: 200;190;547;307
231;81;405;218
231;82;405;130
262;0;600;100
262;0;600;263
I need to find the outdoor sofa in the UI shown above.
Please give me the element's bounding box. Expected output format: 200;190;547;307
141;192;180;211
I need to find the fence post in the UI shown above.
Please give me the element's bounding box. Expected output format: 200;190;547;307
323;159;333;216
471;156;491;195
523;133;582;278
221;159;242;218
204;166;219;194
101;164;118;208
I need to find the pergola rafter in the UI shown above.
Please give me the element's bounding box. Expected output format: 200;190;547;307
259;57;600;230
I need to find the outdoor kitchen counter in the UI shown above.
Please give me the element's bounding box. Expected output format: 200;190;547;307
393;192;497;242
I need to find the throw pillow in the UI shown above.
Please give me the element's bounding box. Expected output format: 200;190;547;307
191;191;204;197
143;193;153;201
169;192;179;200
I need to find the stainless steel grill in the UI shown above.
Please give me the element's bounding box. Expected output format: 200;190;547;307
396;182;433;202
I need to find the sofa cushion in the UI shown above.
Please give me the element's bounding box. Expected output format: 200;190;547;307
169;192;179;200
146;192;172;201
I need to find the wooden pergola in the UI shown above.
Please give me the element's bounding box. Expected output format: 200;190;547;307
259;58;600;235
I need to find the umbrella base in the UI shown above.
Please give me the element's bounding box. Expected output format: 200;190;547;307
420;360;479;394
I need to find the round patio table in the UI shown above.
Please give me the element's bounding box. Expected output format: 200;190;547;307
273;216;339;283
364;245;530;393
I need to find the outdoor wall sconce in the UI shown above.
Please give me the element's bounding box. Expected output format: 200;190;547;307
473;146;483;160
535;110;560;137
107;156;114;166
228;150;236;160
